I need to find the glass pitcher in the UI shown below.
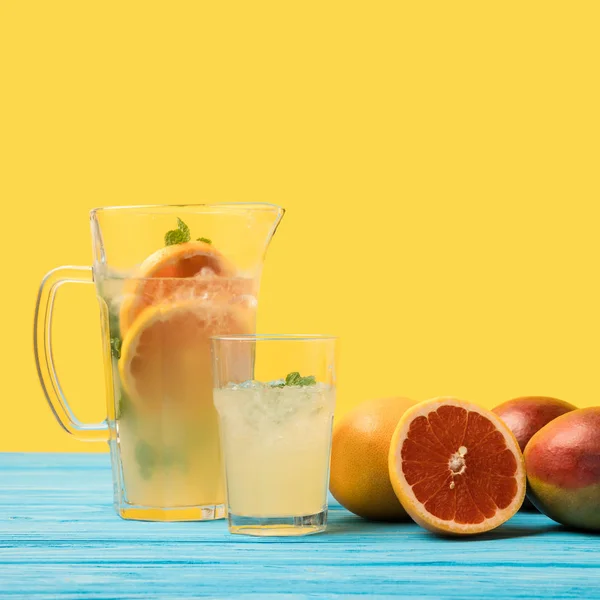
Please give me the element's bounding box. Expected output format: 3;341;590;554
33;204;284;521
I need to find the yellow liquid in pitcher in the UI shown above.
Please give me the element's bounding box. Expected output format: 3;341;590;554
98;271;256;517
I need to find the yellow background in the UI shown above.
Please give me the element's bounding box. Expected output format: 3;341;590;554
1;2;599;453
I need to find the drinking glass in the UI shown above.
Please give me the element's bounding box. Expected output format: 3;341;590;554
211;334;337;536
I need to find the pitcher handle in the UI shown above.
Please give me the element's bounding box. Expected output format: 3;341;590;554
33;266;109;442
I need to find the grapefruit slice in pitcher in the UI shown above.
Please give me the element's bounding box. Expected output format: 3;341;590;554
119;299;253;411
388;397;525;535
119;241;237;336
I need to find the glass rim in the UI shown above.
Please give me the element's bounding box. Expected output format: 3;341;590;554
211;334;337;343
90;202;284;217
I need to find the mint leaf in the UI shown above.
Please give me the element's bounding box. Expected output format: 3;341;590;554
164;218;191;246
176;217;190;239
285;372;301;386
270;372;317;387
298;375;316;386
164;218;211;246
165;230;185;245
110;337;122;359
116;390;130;420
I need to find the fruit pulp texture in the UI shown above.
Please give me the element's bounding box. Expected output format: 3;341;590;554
214;383;336;517
99;273;256;508
402;406;519;524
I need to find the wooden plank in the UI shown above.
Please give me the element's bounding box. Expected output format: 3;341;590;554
0;453;598;599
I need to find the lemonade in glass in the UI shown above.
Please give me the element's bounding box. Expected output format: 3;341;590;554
211;335;337;536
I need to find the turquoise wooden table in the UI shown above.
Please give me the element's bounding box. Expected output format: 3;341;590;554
0;454;598;599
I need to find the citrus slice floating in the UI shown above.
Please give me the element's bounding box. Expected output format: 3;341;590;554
119;299;253;411
388;397;526;535
119;241;236;336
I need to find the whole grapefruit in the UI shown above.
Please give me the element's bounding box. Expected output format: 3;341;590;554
524;407;600;531
330;397;415;521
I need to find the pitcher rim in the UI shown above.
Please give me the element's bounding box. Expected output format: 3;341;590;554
90;202;285;217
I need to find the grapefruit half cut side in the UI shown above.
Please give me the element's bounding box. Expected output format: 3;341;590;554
388;397;526;535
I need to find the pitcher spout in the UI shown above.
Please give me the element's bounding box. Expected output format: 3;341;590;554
227;202;285;262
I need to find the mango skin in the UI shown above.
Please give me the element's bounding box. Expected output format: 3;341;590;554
493;396;576;510
493;397;577;452
524;407;600;531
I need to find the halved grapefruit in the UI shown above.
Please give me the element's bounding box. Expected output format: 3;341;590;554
388;397;526;535
119;299;253;411
119;241;236;336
